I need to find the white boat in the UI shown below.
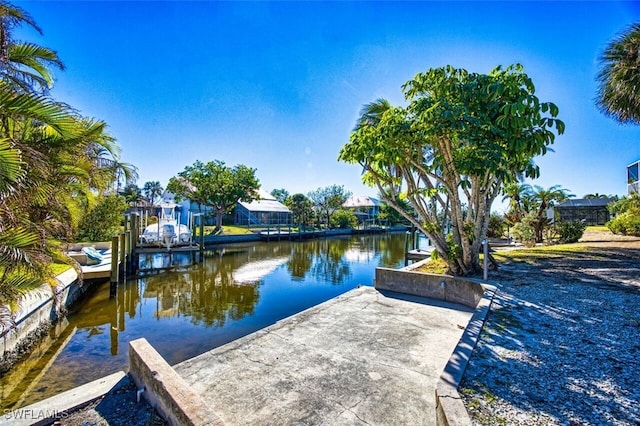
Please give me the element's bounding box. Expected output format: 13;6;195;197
140;201;191;248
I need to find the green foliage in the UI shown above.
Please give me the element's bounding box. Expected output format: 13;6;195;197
556;221;587;243
330;209;358;229
511;212;537;247
167;160;260;231
607;208;640;236
502;183;572;243
122;183;141;205
270;188;290;204
607;193;640;236
339;64;563;275
487;213;506;238
596;22;640;124
379;198;412;225
307;185;351;228
608;193;640;216
0;2;133;322
142;181;163;204
285;193;315;226
78;195;128;242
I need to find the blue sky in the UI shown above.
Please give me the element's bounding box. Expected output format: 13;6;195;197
16;1;640;211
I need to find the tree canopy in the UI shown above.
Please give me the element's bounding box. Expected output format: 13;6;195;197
166;160;260;231
596;22;640;124
339;64;564;275
307;185;351;228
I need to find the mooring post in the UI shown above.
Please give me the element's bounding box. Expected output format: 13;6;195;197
199;217;204;261
119;233;126;279
131;214;139;275
404;230;410;267
125;230;132;275
110;236;119;298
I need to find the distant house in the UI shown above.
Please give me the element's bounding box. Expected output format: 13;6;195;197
628;160;639;194
234;189;292;226
342;196;381;226
554;198;613;226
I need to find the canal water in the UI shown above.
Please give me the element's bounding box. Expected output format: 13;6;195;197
1;232;425;410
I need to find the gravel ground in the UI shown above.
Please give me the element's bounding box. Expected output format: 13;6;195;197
460;230;640;425
49;374;166;426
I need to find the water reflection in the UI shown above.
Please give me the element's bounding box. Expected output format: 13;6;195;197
1;232;411;409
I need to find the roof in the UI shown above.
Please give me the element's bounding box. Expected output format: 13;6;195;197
238;189;291;213
343;196;380;208
555;198;613;208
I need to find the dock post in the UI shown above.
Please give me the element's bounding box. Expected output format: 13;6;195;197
404;230;410;267
125;230;132;275
119;233;126;280
110;236;119;298
199;217;204;261
131;214;139;275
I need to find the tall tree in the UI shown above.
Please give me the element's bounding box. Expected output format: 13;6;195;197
167;160;260;232
143;180;163;205
270;188;290;204
122;183;142;205
596;22;640;124
339;64;564;275
307;185;351;228
285;193;314;227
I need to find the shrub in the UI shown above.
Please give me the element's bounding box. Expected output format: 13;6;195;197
330;209;358;229
78;195;128;242
511;212;537;247
556;220;587;243
487;213;506;238
607;208;640;236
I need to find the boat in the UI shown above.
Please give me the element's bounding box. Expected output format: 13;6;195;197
140;201;191;249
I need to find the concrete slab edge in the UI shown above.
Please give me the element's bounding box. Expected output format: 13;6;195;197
1;370;126;426
435;284;496;426
128;338;224;426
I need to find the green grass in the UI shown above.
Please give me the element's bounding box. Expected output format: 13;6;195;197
413;258;449;274
586;225;610;232
52;263;72;275
493;244;590;261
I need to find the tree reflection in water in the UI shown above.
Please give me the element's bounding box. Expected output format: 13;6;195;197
1;232;411;410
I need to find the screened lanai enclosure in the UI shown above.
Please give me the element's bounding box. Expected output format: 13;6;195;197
554;198;613;226
234;191;292;226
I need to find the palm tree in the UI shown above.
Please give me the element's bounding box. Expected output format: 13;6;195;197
143;181;163;205
596;22;640;124
0;1;134;329
530;185;572;242
122;183;142;205
584;193;610;199
0;1;64;94
501;182;530;225
354;98;393;129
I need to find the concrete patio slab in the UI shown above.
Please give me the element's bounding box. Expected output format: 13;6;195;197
174;286;473;425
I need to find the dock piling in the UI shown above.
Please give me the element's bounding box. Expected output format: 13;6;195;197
110;236;119;298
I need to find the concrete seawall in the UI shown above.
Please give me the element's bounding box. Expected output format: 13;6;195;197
1;268;91;359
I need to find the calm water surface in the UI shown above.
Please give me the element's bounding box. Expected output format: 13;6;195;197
1;232;424;409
